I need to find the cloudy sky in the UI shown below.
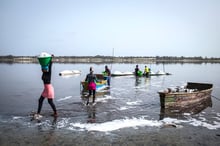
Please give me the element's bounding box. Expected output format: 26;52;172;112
0;0;219;57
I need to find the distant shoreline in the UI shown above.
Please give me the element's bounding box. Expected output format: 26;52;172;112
0;55;220;64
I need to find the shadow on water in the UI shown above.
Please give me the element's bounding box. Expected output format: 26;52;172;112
86;105;96;123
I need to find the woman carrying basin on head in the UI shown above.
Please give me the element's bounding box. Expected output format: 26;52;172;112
37;53;57;117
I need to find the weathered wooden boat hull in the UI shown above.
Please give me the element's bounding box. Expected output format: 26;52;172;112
159;95;212;119
158;82;213;109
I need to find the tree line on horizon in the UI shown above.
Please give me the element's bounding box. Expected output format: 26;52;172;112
1;54;220;60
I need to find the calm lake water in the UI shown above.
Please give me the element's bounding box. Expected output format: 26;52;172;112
0;63;220;146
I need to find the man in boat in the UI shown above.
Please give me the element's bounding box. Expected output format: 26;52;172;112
103;65;111;86
144;65;150;77
135;65;139;76
85;67;98;105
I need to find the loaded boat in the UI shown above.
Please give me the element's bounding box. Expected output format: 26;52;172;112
80;74;109;95
158;82;213;110
111;70;171;77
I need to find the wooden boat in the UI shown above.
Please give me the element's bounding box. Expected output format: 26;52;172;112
159;95;212;119
158;82;213;109
80;74;109;95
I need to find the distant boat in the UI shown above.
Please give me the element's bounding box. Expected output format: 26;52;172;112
59;70;81;76
158;82;213;109
148;71;171;76
111;71;134;76
111;70;171;77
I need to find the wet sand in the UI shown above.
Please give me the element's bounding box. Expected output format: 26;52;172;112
1;122;220;146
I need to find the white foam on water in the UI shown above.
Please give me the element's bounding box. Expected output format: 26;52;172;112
12;116;24;120
118;106;130;110
126;100;142;105
3;114;220;132
57;118;70;129
162;117;185;124
69;117;163;132
95;95;116;103
187;118;220;130
198;116;206;121
57;96;73;102
117;106;136;111
163;117;220;130
213;117;220;120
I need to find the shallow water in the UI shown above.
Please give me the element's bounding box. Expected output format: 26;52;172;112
0;63;220;146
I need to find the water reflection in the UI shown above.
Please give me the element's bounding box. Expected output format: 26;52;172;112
87;106;96;123
159;96;212;120
135;77;141;86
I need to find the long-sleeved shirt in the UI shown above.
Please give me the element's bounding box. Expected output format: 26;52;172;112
42;61;52;84
85;73;97;83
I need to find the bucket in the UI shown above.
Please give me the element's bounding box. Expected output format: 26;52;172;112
37;52;52;66
137;70;143;77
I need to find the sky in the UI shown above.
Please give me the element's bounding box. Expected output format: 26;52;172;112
0;0;219;57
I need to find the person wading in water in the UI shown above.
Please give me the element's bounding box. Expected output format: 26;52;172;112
85;67;98;105
37;55;57;117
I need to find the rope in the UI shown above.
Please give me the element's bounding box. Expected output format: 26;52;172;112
212;95;220;101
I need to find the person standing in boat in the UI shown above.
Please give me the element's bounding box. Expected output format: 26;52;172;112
144;65;150;77
85;67;97;105
104;65;111;86
135;65;139;76
37;55;58;117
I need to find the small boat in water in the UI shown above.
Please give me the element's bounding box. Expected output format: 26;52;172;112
158;82;213;109
111;71;134;77
80;74;109;95
59;70;81;76
149;70;171;76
